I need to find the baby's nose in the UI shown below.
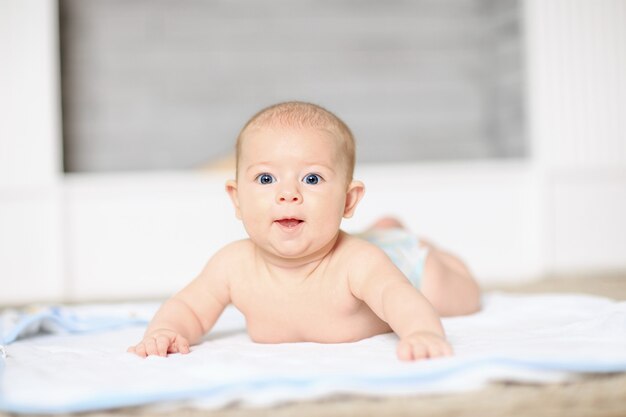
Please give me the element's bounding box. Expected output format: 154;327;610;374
277;189;302;204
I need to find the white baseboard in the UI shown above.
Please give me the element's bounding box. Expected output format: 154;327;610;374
0;187;64;304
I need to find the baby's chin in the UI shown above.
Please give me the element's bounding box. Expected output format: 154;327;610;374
268;243;318;260
255;236;340;263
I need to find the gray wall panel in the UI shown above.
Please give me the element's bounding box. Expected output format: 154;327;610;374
59;0;524;172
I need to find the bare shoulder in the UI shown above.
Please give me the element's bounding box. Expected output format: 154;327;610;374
206;239;255;273
339;231;388;259
175;240;256;307
337;231;392;272
216;239;255;258
339;231;403;298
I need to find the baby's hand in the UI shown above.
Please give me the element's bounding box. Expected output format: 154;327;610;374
127;329;190;358
396;331;453;361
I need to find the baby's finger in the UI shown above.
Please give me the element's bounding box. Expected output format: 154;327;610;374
156;336;170;357
144;338;159;356
134;343;148;358
396;340;413;361
175;336;190;354
410;341;428;361
432;339;454;358
426;343;445;359
167;336;189;355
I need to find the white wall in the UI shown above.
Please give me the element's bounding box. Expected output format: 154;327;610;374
0;0;625;305
61;162;540;304
0;0;64;305
524;0;626;276
350;161;543;283
63;172;246;300
0;0;61;188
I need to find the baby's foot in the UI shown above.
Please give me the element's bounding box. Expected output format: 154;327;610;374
369;217;405;231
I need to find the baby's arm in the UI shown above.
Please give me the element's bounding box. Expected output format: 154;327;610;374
127;246;233;357
349;243;452;361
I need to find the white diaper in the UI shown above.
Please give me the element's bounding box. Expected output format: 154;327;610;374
357;228;429;288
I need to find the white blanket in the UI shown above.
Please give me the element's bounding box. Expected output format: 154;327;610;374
1;292;626;414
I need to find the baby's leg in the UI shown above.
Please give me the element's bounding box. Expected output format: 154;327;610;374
367;217;481;317
419;241;481;317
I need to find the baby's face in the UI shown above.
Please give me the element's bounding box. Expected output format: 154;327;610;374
229;126;353;260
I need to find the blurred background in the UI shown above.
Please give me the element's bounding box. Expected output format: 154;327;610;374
58;0;524;172
1;0;625;305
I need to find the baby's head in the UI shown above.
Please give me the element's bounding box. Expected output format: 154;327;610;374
226;101;365;261
235;101;356;182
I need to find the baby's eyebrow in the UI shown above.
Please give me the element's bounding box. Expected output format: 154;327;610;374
245;162;336;174
245;163;273;173
303;163;336;173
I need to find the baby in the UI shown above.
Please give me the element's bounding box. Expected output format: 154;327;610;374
128;102;481;361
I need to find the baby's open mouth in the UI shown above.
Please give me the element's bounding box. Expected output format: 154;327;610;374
275;218;304;228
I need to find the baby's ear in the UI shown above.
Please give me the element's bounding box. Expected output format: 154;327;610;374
225;180;242;220
343;180;365;218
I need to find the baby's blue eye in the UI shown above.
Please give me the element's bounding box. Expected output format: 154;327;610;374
303;174;321;185
256;173;275;184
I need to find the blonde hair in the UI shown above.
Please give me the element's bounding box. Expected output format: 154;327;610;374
235;101;356;180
